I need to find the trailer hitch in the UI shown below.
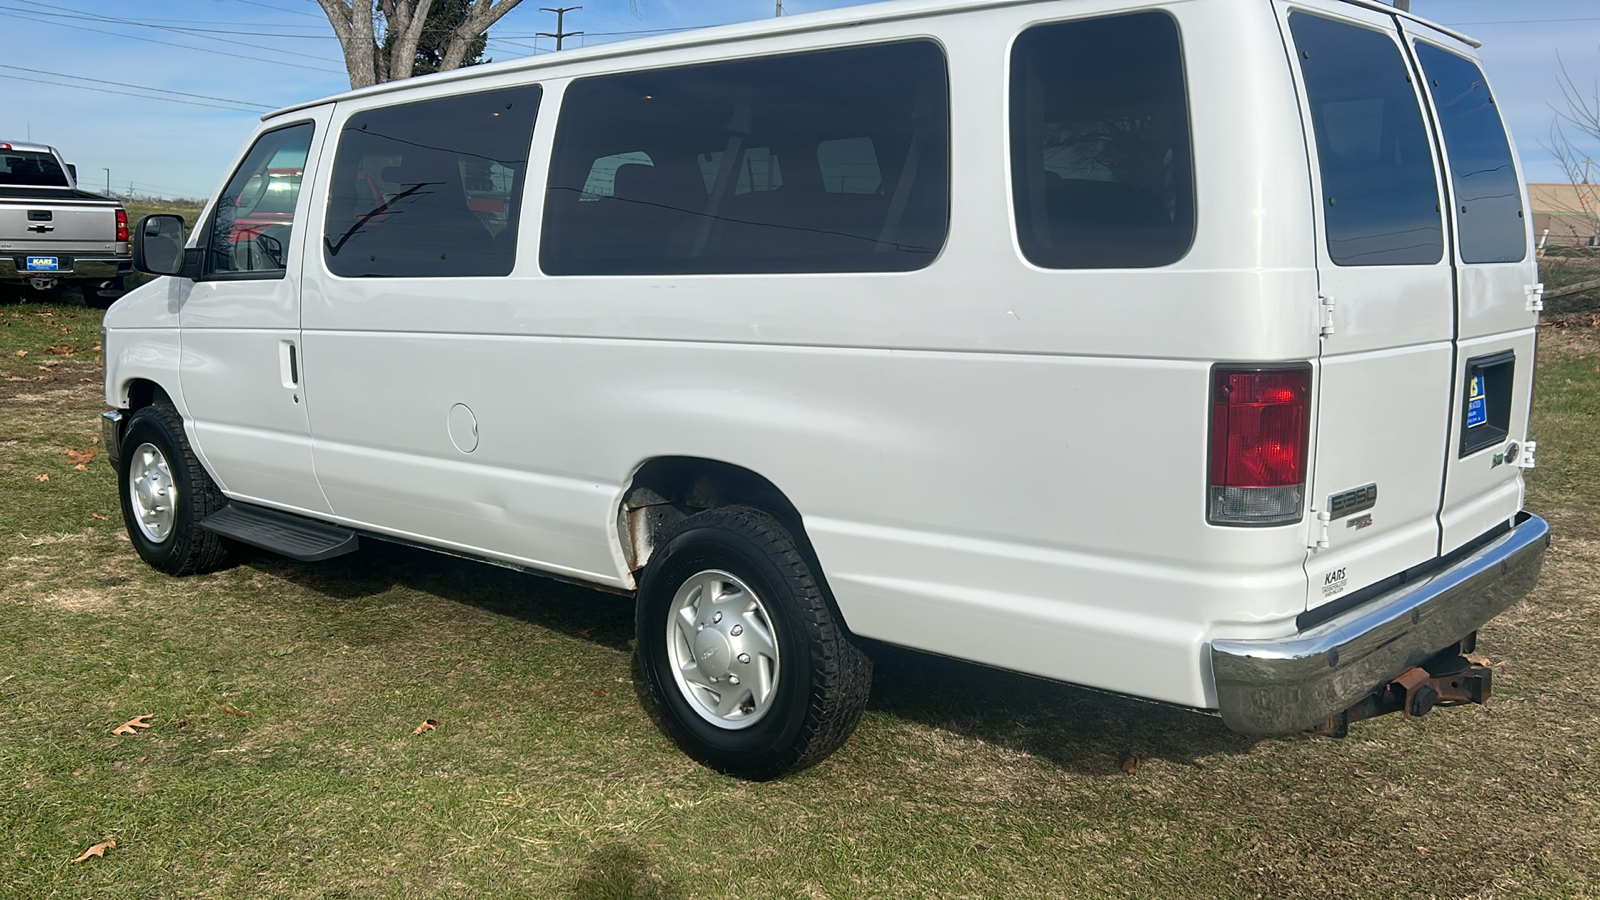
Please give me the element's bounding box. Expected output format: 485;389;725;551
1310;649;1493;738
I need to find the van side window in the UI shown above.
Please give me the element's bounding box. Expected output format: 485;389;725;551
1413;43;1527;264
1009;12;1195;270
323;85;541;278
206;123;313;278
1289;13;1443;267
540;40;949;275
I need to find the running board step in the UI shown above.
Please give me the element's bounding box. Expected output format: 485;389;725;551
200;503;359;562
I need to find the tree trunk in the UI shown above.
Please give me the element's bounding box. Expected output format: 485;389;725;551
317;0;380;89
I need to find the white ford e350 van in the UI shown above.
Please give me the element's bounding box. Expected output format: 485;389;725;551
104;0;1549;778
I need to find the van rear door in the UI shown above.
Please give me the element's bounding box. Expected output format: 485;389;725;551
1277;4;1455;613
1401;25;1539;557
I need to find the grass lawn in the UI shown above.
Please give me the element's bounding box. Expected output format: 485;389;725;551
1;297;1597;898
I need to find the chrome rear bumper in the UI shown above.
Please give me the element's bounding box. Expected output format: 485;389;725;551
1211;512;1549;734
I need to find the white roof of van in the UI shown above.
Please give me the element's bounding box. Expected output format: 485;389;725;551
266;0;1478;122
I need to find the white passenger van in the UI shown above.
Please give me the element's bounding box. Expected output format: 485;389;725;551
105;0;1549;778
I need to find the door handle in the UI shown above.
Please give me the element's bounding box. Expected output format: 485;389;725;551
279;340;300;388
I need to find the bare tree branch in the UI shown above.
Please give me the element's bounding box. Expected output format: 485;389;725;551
439;0;525;73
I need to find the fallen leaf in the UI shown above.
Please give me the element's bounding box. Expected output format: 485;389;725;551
12;350;24;357
1118;751;1139;775
112;715;153;736
71;839;115;863
1417;846;1430;855
73;464;88;472
66;448;96;464
137;756;147;763
220;705;248;717
593;688;607;698
34;474;48;482
112;761;124;773
412;719;439;735
44;344;75;356
575;628;594;638
91;513;107;520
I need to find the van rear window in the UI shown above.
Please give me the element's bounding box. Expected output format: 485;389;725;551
540;40;950;276
323;85;541;278
1289;13;1443;267
1009;12;1195;269
1413;43;1527;264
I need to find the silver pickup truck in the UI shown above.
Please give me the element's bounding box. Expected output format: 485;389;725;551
0;140;130;308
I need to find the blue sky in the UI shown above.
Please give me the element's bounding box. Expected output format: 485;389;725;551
0;0;1595;199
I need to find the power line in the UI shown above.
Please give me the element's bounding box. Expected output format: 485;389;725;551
1443;16;1600;26
0;7;344;74
234;0;326;19
7;1;341;60
0;63;273;110
0;72;265;113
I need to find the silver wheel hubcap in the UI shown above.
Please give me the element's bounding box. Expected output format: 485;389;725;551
127;442;177;543
667;569;780;729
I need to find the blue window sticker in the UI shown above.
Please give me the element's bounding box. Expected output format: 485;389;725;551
1465;372;1487;428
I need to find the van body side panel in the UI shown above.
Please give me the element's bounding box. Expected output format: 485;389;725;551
290;0;1322;709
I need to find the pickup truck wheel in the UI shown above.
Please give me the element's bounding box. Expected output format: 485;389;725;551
83;277;124;310
117;403;233;576
636;505;872;780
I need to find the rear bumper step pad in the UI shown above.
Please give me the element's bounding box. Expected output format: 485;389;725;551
200;503;359;562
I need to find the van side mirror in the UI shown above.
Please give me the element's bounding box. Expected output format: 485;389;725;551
132;214;200;279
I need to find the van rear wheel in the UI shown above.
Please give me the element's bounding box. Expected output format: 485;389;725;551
636;505;872;779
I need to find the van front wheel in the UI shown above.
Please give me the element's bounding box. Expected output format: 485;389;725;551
636;505;871;780
117;403;232;576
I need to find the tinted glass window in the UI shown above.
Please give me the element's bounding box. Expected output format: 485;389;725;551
0;150;69;187
207;123;314;277
1414;43;1526;264
1289;13;1443;266
324;85;540;278
1010;12;1195;269
541;40;949;275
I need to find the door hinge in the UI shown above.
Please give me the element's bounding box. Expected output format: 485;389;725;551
1319;294;1336;337
1309;508;1331;551
1525;283;1544;313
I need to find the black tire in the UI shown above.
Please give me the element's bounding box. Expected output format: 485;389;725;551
636;505;872;779
117;403;233;576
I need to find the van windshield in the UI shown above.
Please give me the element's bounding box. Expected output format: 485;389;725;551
0;150;69;187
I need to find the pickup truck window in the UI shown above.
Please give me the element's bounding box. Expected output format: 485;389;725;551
322;84;542;278
1009;12;1195;269
1289;13;1444;267
1413;42;1527;265
206;123;314;278
0;150;70;187
540;39;950;276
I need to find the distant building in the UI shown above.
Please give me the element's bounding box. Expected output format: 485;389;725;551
1528;183;1600;248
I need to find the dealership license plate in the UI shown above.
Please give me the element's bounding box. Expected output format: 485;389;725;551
1466;372;1488;428
24;256;59;271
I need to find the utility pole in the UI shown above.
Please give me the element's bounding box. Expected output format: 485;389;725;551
538;6;582;51
103;168;110;194
775;0;782;15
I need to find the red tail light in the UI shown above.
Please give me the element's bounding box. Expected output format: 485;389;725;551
1208;365;1311;525
115;208;129;243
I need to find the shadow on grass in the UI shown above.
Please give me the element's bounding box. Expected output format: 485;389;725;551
569;843;685;900
249;540;1268;776
862;641;1265;776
